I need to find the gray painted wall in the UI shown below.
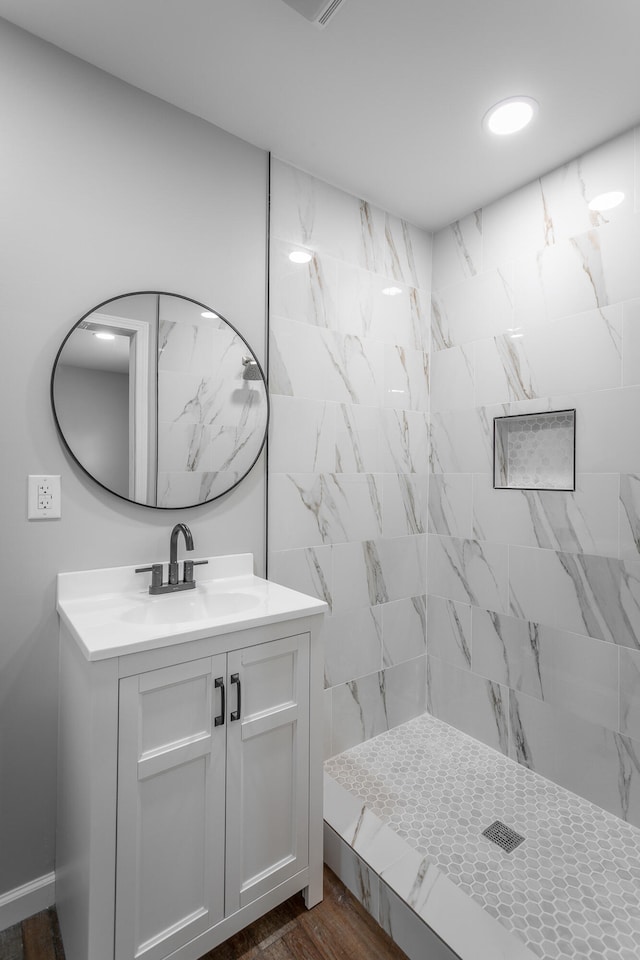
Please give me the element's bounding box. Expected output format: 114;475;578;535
0;19;268;897
55;365;130;497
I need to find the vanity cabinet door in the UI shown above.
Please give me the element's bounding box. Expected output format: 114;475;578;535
115;655;227;960
225;633;310;914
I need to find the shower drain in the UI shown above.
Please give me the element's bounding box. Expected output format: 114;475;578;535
482;820;525;853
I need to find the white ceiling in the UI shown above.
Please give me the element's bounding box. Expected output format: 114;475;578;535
1;0;640;231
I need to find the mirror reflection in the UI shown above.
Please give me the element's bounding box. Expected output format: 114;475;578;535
51;292;268;508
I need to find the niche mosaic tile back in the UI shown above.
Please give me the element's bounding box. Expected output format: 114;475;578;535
493;410;575;490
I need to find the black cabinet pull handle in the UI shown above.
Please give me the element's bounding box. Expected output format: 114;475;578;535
230;673;241;721
214;677;225;727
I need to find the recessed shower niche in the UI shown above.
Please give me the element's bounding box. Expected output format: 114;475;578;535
493;409;576;491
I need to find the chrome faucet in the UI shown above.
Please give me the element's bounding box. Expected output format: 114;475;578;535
136;523;208;595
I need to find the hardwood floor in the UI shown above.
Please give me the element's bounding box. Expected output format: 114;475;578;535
0;868;408;960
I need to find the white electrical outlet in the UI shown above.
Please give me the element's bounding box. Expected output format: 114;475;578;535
28;475;61;519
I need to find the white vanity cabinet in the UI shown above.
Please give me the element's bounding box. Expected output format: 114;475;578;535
115;634;310;960
55;557;326;960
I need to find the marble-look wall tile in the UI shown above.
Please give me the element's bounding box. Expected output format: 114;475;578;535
480;130;636;271
332;536;426;612
472;608;619;729
268;544;333;610
323;824;381;920
330;261;429;348
157;318;217;375
620;647;640;741
474;306;622;406
513;240;605;326
335;403;382;473
382;474;428;537
331;540;378;612
330;657;426;755
427;129;640;828
430;405;503;475
157;471;238;508
323;606;383;688
426;595;472;671
380;409;429;474
514;216;640;327
384;656;428;729
271;317;383;405
509;545;640;649
510;691;640;827
381;595;426;667
431;209;482;290
270;160;375;268
271;160;432;292
427;655;509;755
481;179;552;271
428;534;509;612
378;880;459;960
428;473;473;539
270;160;431;759
430;344;475;412
538;129;636;242
269;473;383;551
333;260;375;338
268;396;336;473
620;473;640;560
366;204;433;291
368;283;430;353
473;473;619;557
378;844;537;960
570;386;640;475
323;688;333;760
431;266;514;351
383;345;429;411
622;299;640;386
504;387;640;476
330;670;389;755
376;536;427;602
269;238;337;328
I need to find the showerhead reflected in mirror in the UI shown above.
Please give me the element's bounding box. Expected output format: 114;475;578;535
51;292;268;508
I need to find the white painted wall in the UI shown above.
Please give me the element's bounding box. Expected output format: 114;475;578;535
0;18;268;902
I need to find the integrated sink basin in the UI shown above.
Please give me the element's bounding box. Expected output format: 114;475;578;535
57;552;328;661
120;590;261;625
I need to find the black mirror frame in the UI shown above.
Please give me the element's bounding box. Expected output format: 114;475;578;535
50;290;269;510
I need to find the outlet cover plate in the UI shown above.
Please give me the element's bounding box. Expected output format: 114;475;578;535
28;475;61;519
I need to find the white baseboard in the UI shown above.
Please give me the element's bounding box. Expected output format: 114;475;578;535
0;872;56;932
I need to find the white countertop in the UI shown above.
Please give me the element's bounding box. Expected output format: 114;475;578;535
57;553;327;661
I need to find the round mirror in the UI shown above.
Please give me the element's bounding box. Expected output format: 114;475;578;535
51;292;268;508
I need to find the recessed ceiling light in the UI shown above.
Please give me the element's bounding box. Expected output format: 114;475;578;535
382;286;403;296
289;250;313;264
94;332;115;341
588;191;625;212
201;310;219;318
483;97;538;136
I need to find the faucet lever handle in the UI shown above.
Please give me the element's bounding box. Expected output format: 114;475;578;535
135;563;164;589
183;559;208;584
